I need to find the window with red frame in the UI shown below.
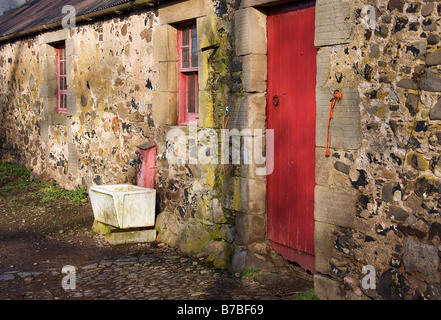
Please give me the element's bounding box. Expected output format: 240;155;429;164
55;45;67;113
178;23;198;125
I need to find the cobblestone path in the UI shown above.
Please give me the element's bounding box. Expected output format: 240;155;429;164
0;247;314;300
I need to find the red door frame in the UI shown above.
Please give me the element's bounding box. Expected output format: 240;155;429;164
55;45;67;114
266;2;317;273
177;22;199;126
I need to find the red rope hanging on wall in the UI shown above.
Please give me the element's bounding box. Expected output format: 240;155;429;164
325;90;342;156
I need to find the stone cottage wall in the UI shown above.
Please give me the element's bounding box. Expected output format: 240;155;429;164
152;0;276;271
0;0;273;271
0;9;161;189
4;0;441;299
314;0;441;300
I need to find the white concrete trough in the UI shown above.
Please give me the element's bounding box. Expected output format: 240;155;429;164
89;184;156;229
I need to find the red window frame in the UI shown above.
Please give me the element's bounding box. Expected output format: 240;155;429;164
177;23;198;125
55;45;67;114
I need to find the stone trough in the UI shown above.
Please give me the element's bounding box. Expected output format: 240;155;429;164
89;184;157;244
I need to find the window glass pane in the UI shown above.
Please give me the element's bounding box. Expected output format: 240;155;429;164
182;28;189;46
187;73;196;114
191;48;198;68
182;48;189;69
60;62;66;76
59;48;65;61
60;94;67;109
59;77;66;90
191;24;197;38
191;25;198;68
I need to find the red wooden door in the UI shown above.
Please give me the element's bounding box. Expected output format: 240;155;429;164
266;2;316;273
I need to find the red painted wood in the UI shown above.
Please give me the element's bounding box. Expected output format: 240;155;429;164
271;242;316;273
177;23;199;125
55;46;67;114
145;146;157;189
137;147;157;189
267;2;316;271
137;149;147;188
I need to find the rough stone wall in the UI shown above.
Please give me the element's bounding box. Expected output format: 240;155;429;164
0;9;160;189
0;39;45;174
0;0;259;271
68;10;159;188
7;0;441;297
154;0;272;271
0;5;219;246
315;0;441;300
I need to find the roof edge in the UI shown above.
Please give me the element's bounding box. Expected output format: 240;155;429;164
0;0;162;44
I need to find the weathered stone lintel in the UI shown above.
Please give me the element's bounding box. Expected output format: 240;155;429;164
157;0;208;26
41;28;70;45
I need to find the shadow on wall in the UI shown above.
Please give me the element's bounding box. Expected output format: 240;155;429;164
1;41;30;166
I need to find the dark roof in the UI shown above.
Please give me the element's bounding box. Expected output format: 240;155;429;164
0;0;132;38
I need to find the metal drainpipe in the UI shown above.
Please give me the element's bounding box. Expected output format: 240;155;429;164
0;0;160;43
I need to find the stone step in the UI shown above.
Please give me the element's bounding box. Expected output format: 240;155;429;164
105;229;157;245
